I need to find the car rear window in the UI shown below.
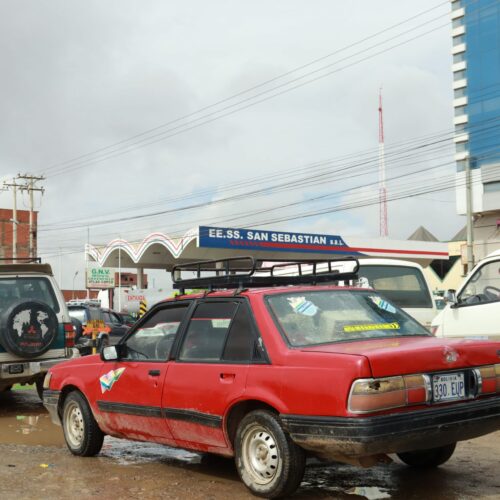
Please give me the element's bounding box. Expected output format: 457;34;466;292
0;277;60;315
266;290;430;347
358;265;433;308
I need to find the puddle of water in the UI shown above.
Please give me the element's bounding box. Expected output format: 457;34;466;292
345;486;391;500
0;413;65;447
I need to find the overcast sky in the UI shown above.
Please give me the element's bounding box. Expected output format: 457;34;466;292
0;0;461;289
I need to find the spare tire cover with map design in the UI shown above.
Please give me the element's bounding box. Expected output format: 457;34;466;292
0;300;59;358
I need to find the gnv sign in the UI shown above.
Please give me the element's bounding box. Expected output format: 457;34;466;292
86;266;116;289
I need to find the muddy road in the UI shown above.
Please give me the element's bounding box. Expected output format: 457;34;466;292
0;389;498;500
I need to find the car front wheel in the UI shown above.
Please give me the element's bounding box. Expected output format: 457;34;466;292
234;410;305;499
397;442;456;467
62;391;104;456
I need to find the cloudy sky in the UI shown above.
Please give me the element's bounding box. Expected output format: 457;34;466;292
0;0;461;289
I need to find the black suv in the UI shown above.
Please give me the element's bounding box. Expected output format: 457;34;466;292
0;260;73;398
67;300;130;355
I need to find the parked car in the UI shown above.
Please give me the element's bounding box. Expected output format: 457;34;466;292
66;300;130;355
0;259;74;399
432;250;500;339
43;258;500;498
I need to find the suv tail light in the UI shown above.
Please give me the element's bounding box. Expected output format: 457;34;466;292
475;364;500;394
64;322;75;348
348;374;430;414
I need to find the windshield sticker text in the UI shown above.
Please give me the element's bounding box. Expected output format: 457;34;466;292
344;322;400;332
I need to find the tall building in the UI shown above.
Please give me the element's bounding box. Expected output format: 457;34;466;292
451;0;500;261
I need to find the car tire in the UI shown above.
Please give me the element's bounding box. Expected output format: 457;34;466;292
35;376;44;401
234;410;305;499
397;443;456;467
62;391;104;456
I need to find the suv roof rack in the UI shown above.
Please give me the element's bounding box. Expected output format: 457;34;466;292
171;256;359;293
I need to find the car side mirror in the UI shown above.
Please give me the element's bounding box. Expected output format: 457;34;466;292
100;344;127;361
444;289;457;306
101;345;118;361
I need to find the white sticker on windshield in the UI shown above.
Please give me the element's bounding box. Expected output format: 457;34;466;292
287;296;318;316
369;296;396;314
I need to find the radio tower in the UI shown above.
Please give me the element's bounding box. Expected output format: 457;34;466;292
378;88;388;237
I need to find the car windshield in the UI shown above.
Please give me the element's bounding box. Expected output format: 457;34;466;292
266;289;430;347
0;277;60;315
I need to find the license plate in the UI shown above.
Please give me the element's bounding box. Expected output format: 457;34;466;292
8;364;24;375
432;373;465;402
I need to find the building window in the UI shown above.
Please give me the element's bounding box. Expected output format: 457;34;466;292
452;0;463;11
455;123;467;133
453;34;465;46
452;18;463;29
454;105;467;116
453;52;466;64
454;70;467;81
454;87;467;99
484;181;500;193
455;142;468;153
456;159;466;172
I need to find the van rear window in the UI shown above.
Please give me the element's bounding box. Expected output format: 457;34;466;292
358;265;432;308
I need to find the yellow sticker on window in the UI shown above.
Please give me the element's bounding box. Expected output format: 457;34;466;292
343;322;400;332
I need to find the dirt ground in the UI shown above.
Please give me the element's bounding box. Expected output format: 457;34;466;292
0;389;499;500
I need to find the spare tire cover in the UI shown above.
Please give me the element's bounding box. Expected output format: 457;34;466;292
0;300;59;358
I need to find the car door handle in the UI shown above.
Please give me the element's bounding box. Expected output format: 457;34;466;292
149;370;161;377
220;373;235;383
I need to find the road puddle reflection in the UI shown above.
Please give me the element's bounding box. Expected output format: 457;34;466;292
0;413;65;446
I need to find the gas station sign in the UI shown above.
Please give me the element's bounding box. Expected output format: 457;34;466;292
86;266;115;289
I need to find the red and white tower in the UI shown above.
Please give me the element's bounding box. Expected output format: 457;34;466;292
378;88;388;237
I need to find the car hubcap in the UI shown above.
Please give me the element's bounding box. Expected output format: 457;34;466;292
64;401;84;448
242;424;279;485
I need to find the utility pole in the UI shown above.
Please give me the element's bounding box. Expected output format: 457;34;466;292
17;174;45;259
465;156;474;273
378;89;388;237
3;178;19;260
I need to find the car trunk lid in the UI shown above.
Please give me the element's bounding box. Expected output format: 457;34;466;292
301;337;500;377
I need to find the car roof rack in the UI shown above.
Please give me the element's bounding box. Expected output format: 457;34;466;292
171;256;359;293
0;257;42;263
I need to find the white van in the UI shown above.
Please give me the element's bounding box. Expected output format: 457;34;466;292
355;259;437;329
432;250;500;339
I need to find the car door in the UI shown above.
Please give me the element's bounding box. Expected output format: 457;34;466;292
97;302;191;444
440;257;500;337
163;299;260;451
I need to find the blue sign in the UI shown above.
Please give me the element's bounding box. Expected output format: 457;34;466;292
198;226;355;254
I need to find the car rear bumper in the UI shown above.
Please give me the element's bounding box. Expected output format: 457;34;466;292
0;356;70;386
280;397;500;463
43;389;62;426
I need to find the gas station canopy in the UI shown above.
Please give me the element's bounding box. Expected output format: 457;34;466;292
86;226;449;271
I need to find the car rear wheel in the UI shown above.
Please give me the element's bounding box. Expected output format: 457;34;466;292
62;391;104;456
397;443;456;467
234;410;305;499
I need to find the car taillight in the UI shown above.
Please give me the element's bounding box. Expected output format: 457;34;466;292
64;322;75;348
348;374;430;414
475;364;500;394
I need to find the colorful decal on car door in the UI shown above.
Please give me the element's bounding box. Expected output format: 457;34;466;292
100;367;126;393
343;322;400;332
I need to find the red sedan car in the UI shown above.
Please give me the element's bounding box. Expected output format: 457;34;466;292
43;258;500;498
